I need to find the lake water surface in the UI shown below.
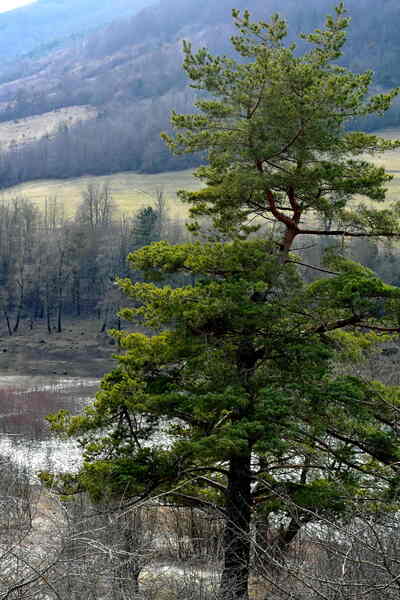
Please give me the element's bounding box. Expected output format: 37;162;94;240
0;374;99;477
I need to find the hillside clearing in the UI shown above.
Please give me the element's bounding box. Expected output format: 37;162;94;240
0;105;97;151
0;169;201;220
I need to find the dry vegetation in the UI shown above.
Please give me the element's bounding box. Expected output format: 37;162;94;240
365;127;400;202
0;105;97;152
0;168;201;219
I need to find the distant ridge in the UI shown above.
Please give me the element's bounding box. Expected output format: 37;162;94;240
0;0;400;187
0;0;152;59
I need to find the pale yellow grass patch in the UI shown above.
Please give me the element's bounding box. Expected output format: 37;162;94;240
371;127;400;204
2;125;400;222
0;169;201;220
0;105;97;151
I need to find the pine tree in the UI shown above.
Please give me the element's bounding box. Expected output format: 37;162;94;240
48;5;400;599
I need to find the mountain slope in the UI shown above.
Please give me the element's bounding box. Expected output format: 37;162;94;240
0;0;153;60
0;0;400;187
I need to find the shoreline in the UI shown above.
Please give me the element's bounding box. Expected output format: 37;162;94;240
0;318;117;378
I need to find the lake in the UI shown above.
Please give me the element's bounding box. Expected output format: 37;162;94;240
0;374;99;477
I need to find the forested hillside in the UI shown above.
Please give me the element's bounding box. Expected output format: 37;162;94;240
0;0;152;60
0;0;400;187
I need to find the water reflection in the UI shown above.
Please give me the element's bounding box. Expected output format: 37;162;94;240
0;435;82;475
0;375;99;475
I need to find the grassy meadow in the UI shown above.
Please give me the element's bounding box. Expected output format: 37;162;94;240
1;126;400;221
366;128;400;203
0;169;202;221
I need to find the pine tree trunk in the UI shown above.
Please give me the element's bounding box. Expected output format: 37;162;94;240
220;452;252;600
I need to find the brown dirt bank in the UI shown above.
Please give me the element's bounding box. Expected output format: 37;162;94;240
0;319;118;377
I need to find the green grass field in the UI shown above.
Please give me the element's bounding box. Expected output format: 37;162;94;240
1;126;400;220
0;169;201;220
